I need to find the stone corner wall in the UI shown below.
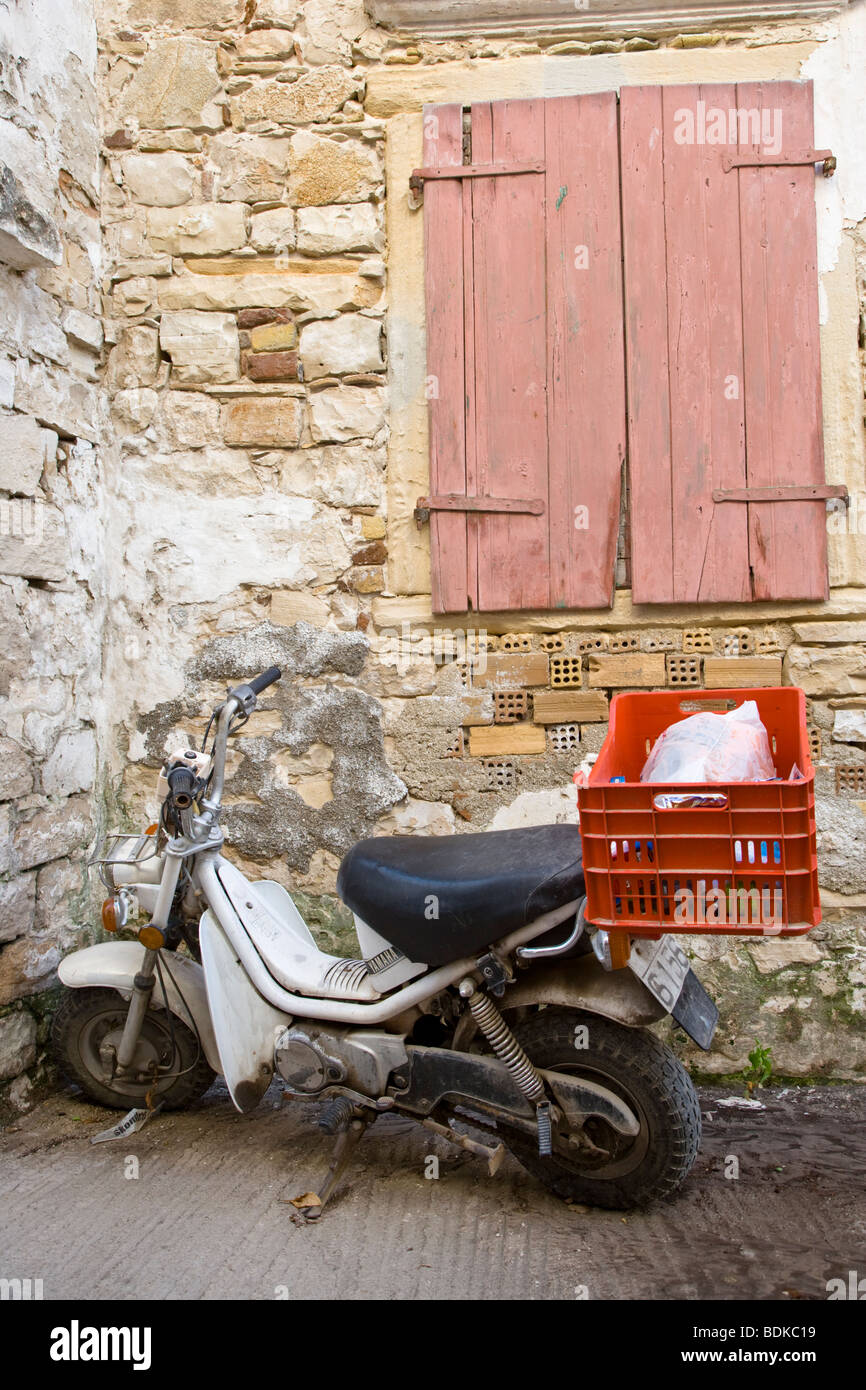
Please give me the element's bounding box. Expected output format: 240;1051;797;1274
0;0;107;1110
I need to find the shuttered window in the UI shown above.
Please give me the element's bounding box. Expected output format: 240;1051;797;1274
420;80;830;613
421;94;626;613
622;80;829;603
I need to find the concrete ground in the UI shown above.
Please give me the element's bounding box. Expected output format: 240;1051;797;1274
1;1081;864;1301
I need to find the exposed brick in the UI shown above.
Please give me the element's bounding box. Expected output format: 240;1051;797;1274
492;690;529;724
471;652;549;690
243;349;299;381
587;654;666;688
532;691;608;724
469;724;546;757
351;540;387;566
703;656;783;689
236;307;293;330
249;320;298;352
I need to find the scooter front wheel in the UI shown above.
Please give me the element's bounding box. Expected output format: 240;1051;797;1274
497;1007;701;1209
51;987;215;1111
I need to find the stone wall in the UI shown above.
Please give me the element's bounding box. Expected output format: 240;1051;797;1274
1;0;865;1104
0;0;106;1107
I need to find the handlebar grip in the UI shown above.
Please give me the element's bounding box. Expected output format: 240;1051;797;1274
248;665;282;695
167;764;197;809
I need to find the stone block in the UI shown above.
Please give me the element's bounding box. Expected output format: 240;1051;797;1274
0;1012;37;1081
223;397;302;447
106;325;161;391
0;415;56;496
41;729;96;797
233;68;358;126
0;505;69;583
270;590;330;627
300;314;383;379
121;152;195;206
0;739;34;801
159;310;240;385
206;133;290;204
0;163;61;270
308;386;385;442
0;934;63;1006
288;132;382;208
147;203;247;256
0;874;36;944
276;444;384;507
161;391;221;447
11;795;92;872
296;203;382;255
249;208;296;254
121;38;224;131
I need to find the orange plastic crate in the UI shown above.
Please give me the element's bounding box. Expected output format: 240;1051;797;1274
577;688;820;938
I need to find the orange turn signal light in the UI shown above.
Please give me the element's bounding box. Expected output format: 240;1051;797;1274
138;925;165;950
145;823;158;835
102;898;119;933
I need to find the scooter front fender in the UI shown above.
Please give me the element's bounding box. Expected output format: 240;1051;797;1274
58;942;222;1073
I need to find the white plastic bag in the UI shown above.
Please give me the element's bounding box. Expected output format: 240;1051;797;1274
640;701;776;784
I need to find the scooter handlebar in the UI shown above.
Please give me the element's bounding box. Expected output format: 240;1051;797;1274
248;665;282;695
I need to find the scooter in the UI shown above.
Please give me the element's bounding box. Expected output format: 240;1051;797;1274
53;666;718;1214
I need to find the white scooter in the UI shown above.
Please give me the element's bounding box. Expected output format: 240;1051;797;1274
53;666;717;1214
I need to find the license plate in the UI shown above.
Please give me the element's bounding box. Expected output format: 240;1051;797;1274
629;935;689;1012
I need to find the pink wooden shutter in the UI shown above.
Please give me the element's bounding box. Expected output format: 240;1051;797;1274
422;95;625;613
621;80;829;603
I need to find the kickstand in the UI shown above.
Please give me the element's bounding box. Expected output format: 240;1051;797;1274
304;1117;369;1221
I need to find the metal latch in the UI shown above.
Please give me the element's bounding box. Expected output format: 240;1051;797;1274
722;149;836;176
414;494;546;528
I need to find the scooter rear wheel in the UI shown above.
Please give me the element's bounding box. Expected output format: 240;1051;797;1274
498;1007;701;1209
51;986;215;1111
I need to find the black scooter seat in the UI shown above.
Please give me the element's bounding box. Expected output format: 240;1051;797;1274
337;824;584;969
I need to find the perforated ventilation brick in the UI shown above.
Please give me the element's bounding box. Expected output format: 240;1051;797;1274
666;654;701;686
445;730;465;758
683;628;713;654
577;634;606;654
483;759;518;791
835;765;866;795
548;722;580;752
724;628;754;657
500;633;532;652
492;690;529;724
609;633;639;654
540;633;564;652
808;728;822;762
549;656;583;688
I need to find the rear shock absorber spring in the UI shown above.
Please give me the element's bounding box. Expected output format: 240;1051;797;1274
466;987;546;1106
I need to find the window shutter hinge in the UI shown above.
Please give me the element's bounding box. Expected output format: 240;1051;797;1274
414;494;545;529
722;150;836;177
